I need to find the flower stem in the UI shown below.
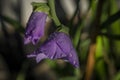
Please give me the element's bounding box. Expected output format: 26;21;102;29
48;0;61;27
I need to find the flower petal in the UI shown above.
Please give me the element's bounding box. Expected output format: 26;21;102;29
55;32;73;54
24;12;47;45
39;39;57;59
67;48;79;68
53;44;66;59
31;13;47;44
25;12;42;37
26;32;80;68
24;36;32;44
36;53;48;63
55;32;79;68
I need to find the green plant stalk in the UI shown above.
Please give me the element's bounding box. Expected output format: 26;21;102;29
48;0;61;27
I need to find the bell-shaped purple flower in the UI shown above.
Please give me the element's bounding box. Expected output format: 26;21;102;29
27;32;79;68
24;12;47;45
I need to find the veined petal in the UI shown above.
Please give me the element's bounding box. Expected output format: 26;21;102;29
53;44;66;59
55;32;73;54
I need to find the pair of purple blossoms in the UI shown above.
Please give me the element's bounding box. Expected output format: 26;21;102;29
24;12;79;68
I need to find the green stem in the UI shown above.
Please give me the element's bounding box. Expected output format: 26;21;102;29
48;0;61;27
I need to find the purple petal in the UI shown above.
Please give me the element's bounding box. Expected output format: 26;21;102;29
26;32;80;68
53;44;66;59
24;12;47;45
55;32;73;54
54;32;79;68
39;39;57;59
36;53;48;63
31;13;47;44
67;48;79;68
24;36;32;44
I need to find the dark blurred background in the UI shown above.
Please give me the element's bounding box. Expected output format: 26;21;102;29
0;0;120;80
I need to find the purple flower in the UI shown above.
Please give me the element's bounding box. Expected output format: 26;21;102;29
27;32;79;68
24;12;47;45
